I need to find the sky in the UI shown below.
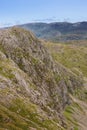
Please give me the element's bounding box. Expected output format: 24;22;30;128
0;0;87;27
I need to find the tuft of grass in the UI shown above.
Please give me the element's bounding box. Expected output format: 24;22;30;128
0;97;64;130
64;105;79;129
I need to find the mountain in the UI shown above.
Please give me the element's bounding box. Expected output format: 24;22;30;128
0;27;86;130
20;21;87;42
44;40;87;130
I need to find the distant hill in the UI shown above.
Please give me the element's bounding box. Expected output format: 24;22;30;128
20;21;87;41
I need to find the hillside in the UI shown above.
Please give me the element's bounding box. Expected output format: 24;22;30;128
0;27;86;130
45;40;87;130
20;22;87;42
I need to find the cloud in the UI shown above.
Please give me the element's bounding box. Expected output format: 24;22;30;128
15;21;21;25
32;17;60;22
32;17;71;23
0;22;13;28
0;20;22;28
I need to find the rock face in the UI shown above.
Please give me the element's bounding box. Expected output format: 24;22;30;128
0;27;83;130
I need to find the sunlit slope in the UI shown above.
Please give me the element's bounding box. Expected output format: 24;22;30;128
0;27;85;130
45;40;87;130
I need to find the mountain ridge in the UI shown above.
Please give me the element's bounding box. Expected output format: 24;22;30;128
19;21;87;41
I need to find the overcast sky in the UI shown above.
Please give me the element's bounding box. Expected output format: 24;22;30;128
0;0;87;27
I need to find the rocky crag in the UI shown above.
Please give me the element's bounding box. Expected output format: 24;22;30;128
0;27;85;130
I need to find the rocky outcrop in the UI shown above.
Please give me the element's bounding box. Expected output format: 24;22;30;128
0;27;83;129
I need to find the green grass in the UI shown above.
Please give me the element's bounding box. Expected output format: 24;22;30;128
64;104;79;130
0;97;64;130
45;41;87;77
44;41;87;129
0;58;15;80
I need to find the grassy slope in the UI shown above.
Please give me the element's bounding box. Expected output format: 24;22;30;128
45;40;87;130
0;51;64;130
45;41;87;77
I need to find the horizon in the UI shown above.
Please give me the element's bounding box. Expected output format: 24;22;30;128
0;0;87;27
2;20;87;28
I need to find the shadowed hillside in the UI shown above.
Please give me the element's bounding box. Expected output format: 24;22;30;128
20;22;87;42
